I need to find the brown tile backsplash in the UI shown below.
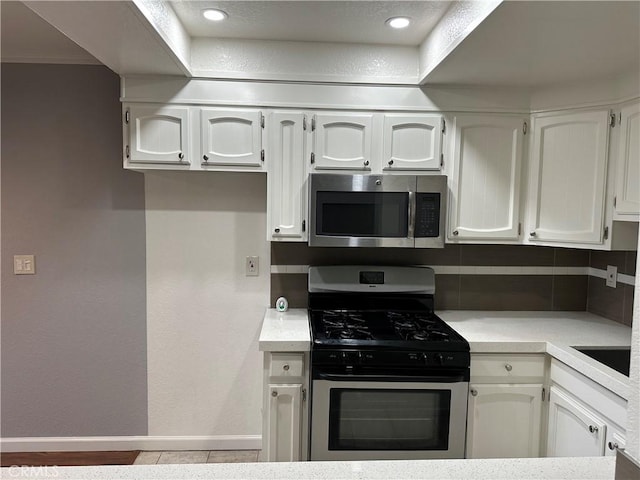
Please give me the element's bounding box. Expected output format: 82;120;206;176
270;243;461;266
625;251;637;276
459;245;555;266
622;284;636;327
554;248;590;267
270;243;636;320
459;275;553;311
586;277;625;324
590;250;628;273
270;273;308;309
552;276;588;311
434;274;461;310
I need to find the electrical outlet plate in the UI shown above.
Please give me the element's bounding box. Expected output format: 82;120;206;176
14;255;36;275
246;256;259;276
606;265;617;288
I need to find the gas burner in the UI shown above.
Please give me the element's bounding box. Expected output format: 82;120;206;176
326;328;374;340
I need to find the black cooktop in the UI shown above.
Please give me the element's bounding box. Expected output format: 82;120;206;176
309;308;469;352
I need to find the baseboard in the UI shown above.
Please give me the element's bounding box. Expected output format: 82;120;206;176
0;435;262;452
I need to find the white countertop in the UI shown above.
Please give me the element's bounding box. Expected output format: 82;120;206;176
260;309;632;397
0;456;616;479
259;308;311;352
439;310;632;399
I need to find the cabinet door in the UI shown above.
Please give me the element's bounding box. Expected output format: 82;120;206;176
383;114;442;170
546;386;606;457
267;384;302;462
614;102;640;216
466;383;542;458
604;427;626;457
128;105;189;165
449;115;524;241
312;113;373;170
528;110;609;244
200;108;263;167
268;112;307;240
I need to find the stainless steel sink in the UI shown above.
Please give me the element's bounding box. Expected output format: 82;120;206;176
573;347;631;376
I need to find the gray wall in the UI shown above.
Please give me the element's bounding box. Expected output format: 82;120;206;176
1;64;147;436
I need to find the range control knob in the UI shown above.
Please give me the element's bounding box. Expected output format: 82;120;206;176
433;353;444;365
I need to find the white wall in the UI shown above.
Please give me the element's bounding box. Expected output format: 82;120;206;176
627;231;640;463
145;171;269;443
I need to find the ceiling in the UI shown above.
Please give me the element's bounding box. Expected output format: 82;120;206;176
2;1;639;88
0;1;98;64
169;1;452;46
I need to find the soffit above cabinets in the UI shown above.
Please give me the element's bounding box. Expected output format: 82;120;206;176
7;1;640;88
0;1;99;65
425;1;640;87
169;1;452;46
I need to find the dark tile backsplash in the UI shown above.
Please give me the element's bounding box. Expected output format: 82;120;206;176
270;243;635;324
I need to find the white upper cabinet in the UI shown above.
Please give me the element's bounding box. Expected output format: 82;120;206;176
127;105;189;165
448;115;525;242
268;112;308;241
311;113;374;170
382;114;443;170
200;108;264;168
614;102;640;217
527;109;610;245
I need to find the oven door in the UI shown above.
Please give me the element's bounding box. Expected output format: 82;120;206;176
310;374;469;461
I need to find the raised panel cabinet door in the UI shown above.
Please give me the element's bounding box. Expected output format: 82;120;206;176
383;114;442;170
267;384;302;462
268;112;307;240
449;115;524;241
615;102;640;215
129;105;189;164
466;384;542;459
312;113;373;170
529;110;609;244
546;386;606;457
200;108;263;167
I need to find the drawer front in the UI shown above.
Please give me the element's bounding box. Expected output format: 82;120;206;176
471;354;545;382
270;353;304;378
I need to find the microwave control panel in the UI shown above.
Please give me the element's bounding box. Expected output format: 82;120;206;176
414;193;441;238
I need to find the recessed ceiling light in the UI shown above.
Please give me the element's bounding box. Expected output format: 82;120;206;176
203;9;228;21
386;17;411;29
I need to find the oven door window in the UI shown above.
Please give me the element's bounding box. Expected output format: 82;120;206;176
328;388;451;451
316;191;409;237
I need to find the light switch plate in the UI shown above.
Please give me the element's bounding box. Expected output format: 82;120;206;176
606;265;617;288
246;256;259;276
14;255;36;275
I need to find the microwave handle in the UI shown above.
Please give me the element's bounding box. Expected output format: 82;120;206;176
408;191;415;239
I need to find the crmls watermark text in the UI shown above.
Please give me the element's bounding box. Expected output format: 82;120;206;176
7;465;59;477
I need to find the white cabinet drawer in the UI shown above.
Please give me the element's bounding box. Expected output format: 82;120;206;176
269;353;304;378
471;354;545;382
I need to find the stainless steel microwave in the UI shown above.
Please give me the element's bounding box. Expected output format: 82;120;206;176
309;173;447;248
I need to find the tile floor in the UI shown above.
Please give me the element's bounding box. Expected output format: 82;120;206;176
134;450;261;465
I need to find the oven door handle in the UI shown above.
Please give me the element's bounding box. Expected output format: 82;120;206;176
315;372;466;383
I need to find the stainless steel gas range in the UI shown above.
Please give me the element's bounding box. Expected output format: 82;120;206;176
307;265;470;461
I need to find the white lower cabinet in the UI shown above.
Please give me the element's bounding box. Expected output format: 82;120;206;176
546;359;627;458
267;384;303;462
262;353;308;461
546;386;606;456
467;383;543;458
466;354;545;459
